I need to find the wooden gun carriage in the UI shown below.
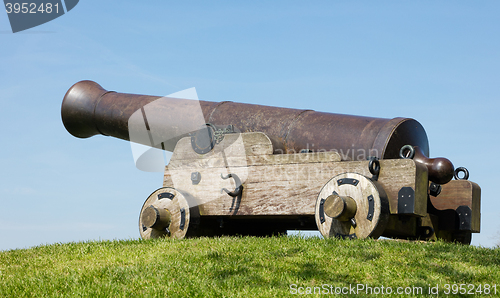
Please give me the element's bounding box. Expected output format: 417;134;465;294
61;81;480;244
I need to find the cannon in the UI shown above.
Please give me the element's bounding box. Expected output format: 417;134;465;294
61;80;480;244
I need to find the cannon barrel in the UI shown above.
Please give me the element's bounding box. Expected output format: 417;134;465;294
61;80;454;183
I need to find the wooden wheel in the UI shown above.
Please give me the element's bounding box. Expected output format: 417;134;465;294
315;173;389;239
139;187;198;239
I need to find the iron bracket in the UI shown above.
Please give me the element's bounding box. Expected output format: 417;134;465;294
398;187;415;214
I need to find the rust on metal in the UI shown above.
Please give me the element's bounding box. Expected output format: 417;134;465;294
61;81;453;182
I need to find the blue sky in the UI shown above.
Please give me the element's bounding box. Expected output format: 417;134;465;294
1;1;499;250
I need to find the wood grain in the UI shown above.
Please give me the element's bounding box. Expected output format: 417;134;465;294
139;187;193;239
163;133;427;217
315;173;389;239
430;180;481;232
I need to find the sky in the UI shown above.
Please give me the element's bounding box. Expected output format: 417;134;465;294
1;1;499;251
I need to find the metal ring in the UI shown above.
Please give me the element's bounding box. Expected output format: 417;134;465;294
454;167;469;180
421;226;435;238
191;124;216;155
399;145;415;159
369;157;380;176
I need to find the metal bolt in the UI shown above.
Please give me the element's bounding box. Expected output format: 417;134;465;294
191;172;201;185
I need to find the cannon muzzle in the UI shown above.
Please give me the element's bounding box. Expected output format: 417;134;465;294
62;80;163;140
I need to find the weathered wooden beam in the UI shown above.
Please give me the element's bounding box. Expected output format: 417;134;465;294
430;180;481;233
163;132;428;217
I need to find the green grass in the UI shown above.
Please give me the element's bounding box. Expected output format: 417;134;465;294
1;236;499;297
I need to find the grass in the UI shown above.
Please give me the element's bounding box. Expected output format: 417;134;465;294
0;236;499;297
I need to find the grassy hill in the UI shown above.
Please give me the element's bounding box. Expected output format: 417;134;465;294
1;236;499;297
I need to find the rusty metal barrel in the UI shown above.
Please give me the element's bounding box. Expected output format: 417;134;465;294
61;80;429;157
